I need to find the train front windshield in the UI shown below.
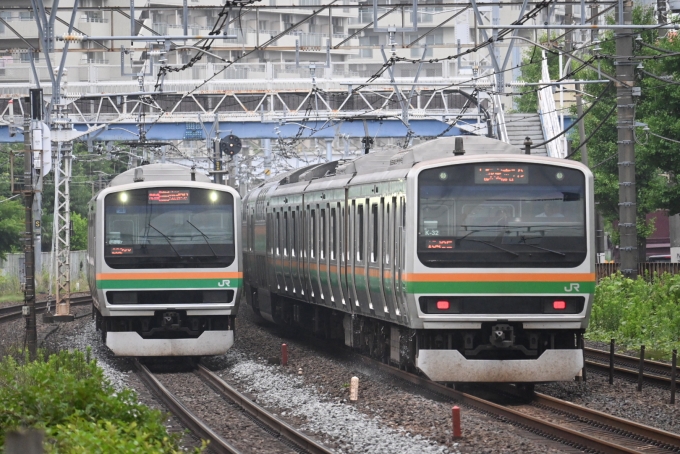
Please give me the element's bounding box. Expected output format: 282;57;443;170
418;163;587;268
104;188;235;269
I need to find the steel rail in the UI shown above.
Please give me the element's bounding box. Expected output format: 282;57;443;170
585;347;675;387
196;363;333;454
0;296;92;323
360;357;680;454
533;393;680;450
134;360;242;454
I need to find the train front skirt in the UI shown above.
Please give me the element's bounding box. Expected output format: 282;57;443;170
106;330;234;356
417;349;583;382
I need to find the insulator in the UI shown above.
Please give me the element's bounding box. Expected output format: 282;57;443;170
62;32;84;42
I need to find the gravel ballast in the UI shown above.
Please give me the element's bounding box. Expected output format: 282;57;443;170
3;296;679;452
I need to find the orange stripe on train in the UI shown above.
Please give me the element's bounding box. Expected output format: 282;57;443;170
403;273;596;282
97;272;243;280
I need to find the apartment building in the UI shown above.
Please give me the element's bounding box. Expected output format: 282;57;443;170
0;0;596;86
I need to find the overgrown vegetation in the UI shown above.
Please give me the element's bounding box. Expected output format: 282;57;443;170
588;272;680;359
0;349;204;453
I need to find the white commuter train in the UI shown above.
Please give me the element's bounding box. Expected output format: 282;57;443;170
87;164;242;356
242;136;595;384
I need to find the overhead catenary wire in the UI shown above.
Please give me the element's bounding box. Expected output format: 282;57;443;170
0;194;21;204
529;81;612;149
567;103;617;162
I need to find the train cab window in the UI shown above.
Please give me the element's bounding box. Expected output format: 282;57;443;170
417;163;587;268
311;208;316;259
320;208;326;259
371;203;378;263
357;203;364;262
103;188;235;269
330;207;336;260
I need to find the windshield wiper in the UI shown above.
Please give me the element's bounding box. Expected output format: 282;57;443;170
459;238;519;257
186;220;218;258
521;242;566;257
148;223;183;258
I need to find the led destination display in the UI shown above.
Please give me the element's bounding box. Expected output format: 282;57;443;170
148;189;190;204
475;166;528;184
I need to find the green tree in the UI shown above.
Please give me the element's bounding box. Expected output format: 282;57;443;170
515;35;564;113
516;6;669;257
0;199;24;260
573;6;666;256
70;212;88;251
634;29;680;215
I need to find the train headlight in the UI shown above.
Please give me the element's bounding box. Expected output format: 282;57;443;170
210;191;219;202
555;171;564;181
119;192;128;203
439;172;448;181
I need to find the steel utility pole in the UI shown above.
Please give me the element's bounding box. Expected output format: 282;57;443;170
616;0;637;277
23;90;40;358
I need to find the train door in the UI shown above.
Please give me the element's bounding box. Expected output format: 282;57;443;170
368;198;387;315
283;209;293;294
348;200;359;310
329;203;344;308
354;199;372;314
395;196;407;317
309;206;322;304
320;204;335;307
339;201;350;308
383;197;397;320
302;204;310;300
274;209;285;291
291;207;300;295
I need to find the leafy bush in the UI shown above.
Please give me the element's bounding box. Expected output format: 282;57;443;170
589;272;680;356
0;349;202;453
0;275;21;301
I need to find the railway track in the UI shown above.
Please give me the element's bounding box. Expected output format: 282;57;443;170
361;357;680;454
135;359;333;454
585;347;677;387
0;296;92;323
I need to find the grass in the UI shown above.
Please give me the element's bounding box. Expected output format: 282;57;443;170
0;348;205;453
587;272;680;361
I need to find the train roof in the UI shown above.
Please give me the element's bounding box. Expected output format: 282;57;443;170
108;164;211;187
265;135;521;189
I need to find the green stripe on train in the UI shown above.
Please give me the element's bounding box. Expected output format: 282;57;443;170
405;281;595;294
97;278;243;290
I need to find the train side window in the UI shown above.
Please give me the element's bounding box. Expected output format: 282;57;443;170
276;211;280;256
320;208;326;259
291;210;296;257
385;202;390;264
371;203;378;263
311;208;316;259
330;207;336;260
249;212;255;252
357;203;364;262
303;206;308;258
283;211;288;256
267;212;273;255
